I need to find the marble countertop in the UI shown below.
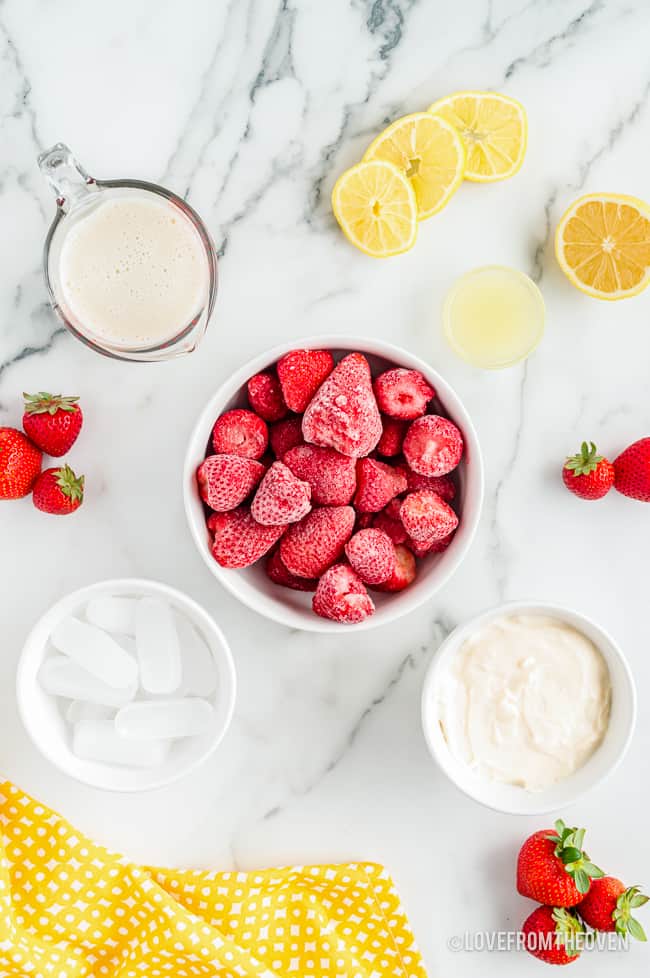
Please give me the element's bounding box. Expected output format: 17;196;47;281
1;1;650;974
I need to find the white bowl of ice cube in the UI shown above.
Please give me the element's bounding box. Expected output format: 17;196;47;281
17;579;237;792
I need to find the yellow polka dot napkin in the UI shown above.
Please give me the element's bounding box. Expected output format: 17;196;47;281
0;781;427;978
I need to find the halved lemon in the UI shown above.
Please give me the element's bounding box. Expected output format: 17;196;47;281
555;193;650;300
331;160;417;258
363;112;465;219
428;91;527;182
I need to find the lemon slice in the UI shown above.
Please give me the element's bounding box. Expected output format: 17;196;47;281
363;112;465;220
331;160;417;258
555;193;650;300
428;91;527;182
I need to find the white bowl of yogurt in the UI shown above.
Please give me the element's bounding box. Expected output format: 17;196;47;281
421;602;636;815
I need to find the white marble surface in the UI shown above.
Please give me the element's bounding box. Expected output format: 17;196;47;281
1;0;650;974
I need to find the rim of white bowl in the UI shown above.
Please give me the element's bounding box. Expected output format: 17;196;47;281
17;578;237;792
421;600;637;815
183;334;485;632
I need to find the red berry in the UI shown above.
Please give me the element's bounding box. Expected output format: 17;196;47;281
32;465;84;515
578;878;647;939
210;506;287;568
265;548;318;592
276;349;334;413
372;499;408;545
345;528;396;585
302;353;382;458
403;415;464;476
280;505;355;578
212;409;268;460
0;427;42;499
373;368;435;420
562;442;615;500
517;821;603;908
22;392;83;457
269;417;304;458
407;530;455;558
197;455;265;511
247;372;288;422
400;490;458;545
405;470;456;502
251;461;312;526
613;437;650;501
312;564;375;624
372;544;416;592
522;905;583;966
282;444;356;505
376;417;407;457
354;458;407;513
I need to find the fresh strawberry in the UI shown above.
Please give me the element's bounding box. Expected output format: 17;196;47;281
373;368;435;420
22;392;83;457
32;465;84;515
562;442;614;500
522;906;583;965
372;499;408;545
280;505;355;578
613;437;650;501
302;352;382;458
212;409;268;460
312;564;375;624
372;544;416;592
578;878;648;940
251;461;312;525
517;820;604;907
0;427;42;499
197;455;265;511
354;458;407;512
283;444;356;505
269;417;304;458
276;349;334;413
400;490;458;545
265;548;318;592
403;415;464;477
404;469;456;502
210;506;287;568
344;528;396;585
377;417;408;457
247;372;288;422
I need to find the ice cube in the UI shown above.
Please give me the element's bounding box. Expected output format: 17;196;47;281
51;617;138;689
135;597;182;695
66;700;115;725
176;615;217;697
39;656;137;707
85;596;137;636
73;720;169;767
115;698;214;740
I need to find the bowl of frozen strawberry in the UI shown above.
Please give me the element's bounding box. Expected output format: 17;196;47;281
184;336;484;631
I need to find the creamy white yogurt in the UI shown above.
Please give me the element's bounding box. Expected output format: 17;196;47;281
437;614;611;791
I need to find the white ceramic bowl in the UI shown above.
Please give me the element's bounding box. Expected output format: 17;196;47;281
421;601;636;815
17;579;237;792
184;335;484;632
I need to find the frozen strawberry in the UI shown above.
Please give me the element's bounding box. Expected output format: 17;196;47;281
408;530;455;558
212;409;268;460
247;372;287;422
277;349;334;413
354;458;407;513
373;368;435;420
355;512;375;531
280;505;355;578
403;415;463;476
373;544;416;592
377;417;407;457
313;564;375;624
210;506;287;568
197;454;265;511
269;416;304;458
282;444;356;505
265;548;318;592
251;461;312;525
372;500;408;545
400;490;458;545
345;529;396;585
302;352;382;458
405;469;456;502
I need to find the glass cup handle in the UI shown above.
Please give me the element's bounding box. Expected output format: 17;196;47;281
38;143;97;213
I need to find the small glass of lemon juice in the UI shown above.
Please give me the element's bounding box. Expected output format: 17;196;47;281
443;265;545;369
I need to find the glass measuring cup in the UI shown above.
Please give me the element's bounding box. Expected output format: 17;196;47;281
38;143;218;362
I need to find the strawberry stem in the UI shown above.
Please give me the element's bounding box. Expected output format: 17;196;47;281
544;819;604;894
54;465;84;503
613;886;648;941
564;441;604;477
23;392;80;415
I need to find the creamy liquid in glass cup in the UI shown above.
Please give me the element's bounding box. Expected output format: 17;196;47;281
59;194;210;350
